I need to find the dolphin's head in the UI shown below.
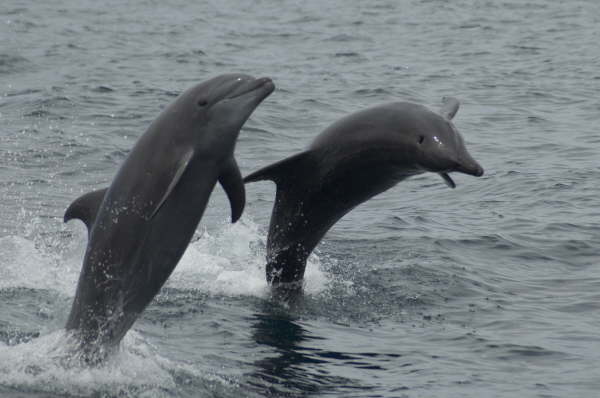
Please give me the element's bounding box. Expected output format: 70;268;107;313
397;99;484;188
179;73;275;152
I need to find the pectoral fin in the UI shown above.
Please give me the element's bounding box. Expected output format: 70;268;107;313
64;187;108;233
219;157;245;223
149;149;195;220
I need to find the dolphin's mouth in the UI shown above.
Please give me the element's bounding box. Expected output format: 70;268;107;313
439;161;484;189
439;172;456;189
226;77;274;100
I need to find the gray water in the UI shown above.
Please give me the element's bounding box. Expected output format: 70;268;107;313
1;0;599;397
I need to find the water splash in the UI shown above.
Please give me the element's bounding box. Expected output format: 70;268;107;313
0;230;82;295
168;217;329;297
1;216;330;298
0;330;179;397
0;216;331;396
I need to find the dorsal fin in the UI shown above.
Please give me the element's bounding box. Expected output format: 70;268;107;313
244;151;313;185
218;157;245;223
64;188;108;232
440;96;460;120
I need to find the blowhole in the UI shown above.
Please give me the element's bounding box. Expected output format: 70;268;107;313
418;135;425;144
198;99;208;107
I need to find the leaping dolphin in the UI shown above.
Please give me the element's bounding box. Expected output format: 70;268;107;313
244;97;483;290
64;74;275;361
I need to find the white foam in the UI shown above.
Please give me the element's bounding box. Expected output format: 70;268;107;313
168;217;329;297
0;330;180;397
0;215;330;298
0;223;84;295
0;216;333;394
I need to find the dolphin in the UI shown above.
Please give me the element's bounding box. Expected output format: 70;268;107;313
63;73;274;361
244;97;483;289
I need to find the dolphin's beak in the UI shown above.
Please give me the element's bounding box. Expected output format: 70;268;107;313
439;156;484;189
227;77;274;100
455;158;484;177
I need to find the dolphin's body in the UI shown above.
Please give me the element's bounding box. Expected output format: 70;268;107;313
64;74;274;360
245;98;483;288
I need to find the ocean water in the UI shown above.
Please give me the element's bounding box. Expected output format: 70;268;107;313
1;0;599;397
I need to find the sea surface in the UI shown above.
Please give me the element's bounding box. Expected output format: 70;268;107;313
1;1;599;397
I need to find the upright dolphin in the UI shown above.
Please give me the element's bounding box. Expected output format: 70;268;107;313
244;97;483;289
64;74;274;361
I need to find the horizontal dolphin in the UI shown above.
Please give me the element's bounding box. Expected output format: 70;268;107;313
244;97;483;290
64;74;274;361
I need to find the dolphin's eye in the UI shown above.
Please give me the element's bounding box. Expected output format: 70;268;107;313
418;135;425;144
197;99;208;107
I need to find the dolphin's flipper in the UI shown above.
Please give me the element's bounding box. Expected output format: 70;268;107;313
244;151;313;185
149;149;195;220
440;97;460;120
64;188;108;232
219;157;245;223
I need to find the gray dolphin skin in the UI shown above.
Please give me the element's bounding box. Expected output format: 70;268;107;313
244;98;483;289
64;73;274;361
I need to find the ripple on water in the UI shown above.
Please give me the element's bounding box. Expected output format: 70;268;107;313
0;53;32;74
